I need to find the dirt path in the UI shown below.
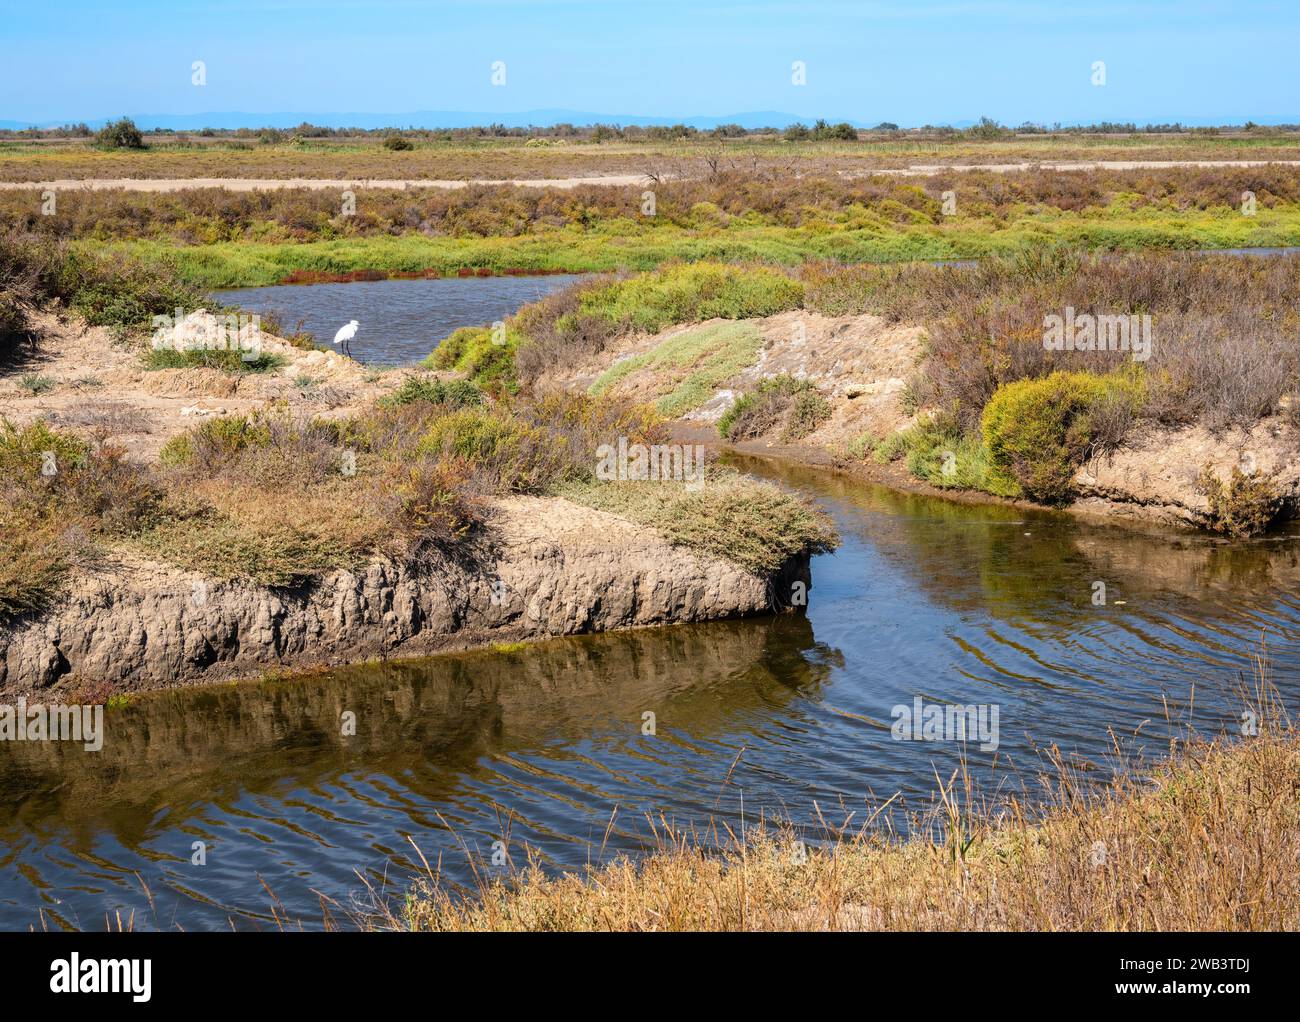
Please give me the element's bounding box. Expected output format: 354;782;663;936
3;160;1298;191
874;159;1300;176
0;173;656;192
2;159;1300;191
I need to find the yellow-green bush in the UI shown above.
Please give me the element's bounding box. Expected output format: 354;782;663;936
424;325;520;390
417;408;561;491
158;414;271;468
0;417;88;480
981;370;1143;504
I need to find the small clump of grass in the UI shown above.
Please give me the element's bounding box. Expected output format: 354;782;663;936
381;374;485;409
17;372;55;395
718;375;830;442
142;347;285;374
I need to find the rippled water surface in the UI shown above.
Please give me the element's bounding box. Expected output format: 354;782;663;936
212;274;590;366
3;455;1299;930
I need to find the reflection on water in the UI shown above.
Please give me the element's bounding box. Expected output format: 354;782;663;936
212;274;591;367
3;458;1299;929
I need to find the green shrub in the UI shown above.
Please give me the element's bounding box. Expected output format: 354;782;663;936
0;232;202;340
158;433;194;468
0;417;88;479
62;250;206;331
718;388;783;440
784;388;831;441
159;415;273;470
381;375;484;408
416;408;560;491
981;370;1143;504
424;325;519;390
17;373;55;395
872;411;1019;497
95;117;145;149
383;134;414;151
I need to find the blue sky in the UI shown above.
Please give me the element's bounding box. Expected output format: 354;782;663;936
3;0;1296;125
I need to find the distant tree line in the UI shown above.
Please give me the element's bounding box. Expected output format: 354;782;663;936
3;116;1297;146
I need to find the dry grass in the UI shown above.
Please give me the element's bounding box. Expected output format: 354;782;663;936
49;401;154;434
3;131;1299;182
559;469;838;575
393;680;1299;931
7;164;1299;244
802;249;1300;435
0;418;162;617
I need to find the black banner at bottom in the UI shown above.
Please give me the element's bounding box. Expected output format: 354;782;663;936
0;930;1286;1009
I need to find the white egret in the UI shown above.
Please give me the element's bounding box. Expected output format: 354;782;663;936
332;319;359;358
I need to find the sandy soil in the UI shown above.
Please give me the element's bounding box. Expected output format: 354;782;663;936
0;311;413;460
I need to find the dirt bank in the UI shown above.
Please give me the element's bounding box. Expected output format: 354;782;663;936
552;309;1300;532
0;495;808;695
